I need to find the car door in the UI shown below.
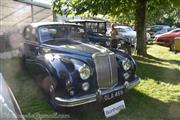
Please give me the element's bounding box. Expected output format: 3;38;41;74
23;26;50;83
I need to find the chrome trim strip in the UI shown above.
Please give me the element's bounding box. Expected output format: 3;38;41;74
55;94;96;107
108;53;118;86
108;53;113;85
54;77;140;107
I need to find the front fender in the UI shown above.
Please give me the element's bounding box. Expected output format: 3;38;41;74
114;50;137;71
43;57;75;89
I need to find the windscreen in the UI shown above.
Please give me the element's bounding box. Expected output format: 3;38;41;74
38;25;86;43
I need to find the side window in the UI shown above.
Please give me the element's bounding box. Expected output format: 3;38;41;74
98;23;106;33
23;26;36;42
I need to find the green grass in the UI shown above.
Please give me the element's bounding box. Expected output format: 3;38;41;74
0;44;180;120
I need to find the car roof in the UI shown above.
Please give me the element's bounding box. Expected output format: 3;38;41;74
68;19;106;23
151;25;170;28
170;28;180;32
114;26;131;29
30;22;83;28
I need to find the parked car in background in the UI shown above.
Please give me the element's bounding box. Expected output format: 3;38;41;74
0;73;24;120
107;26;151;47
22;22;140;116
107;26;137;46
67;19;111;47
147;25;172;39
155;28;180;50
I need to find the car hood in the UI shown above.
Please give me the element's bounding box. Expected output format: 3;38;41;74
42;40;110;57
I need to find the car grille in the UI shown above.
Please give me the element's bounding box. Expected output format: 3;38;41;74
93;52;118;89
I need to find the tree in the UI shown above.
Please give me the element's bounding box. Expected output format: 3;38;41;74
135;0;147;56
52;0;180;56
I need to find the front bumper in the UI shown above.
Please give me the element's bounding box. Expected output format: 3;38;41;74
54;76;140;107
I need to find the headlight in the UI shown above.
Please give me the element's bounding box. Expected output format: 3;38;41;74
122;58;132;71
79;64;91;80
71;59;91;80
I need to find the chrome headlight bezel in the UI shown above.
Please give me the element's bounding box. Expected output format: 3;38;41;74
122;58;132;71
78;64;91;80
71;59;91;80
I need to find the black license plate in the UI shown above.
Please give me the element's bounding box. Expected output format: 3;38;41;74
103;89;124;102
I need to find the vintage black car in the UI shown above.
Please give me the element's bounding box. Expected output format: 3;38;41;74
67;19;111;47
68;19;132;55
22;22;140;116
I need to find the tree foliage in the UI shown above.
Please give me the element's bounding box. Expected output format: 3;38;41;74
146;0;180;26
52;0;180;26
52;0;180;56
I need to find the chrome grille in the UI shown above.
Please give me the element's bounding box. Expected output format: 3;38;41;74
93;52;118;89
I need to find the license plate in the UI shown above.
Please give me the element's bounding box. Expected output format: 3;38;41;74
103;100;126;118
103;89;124;101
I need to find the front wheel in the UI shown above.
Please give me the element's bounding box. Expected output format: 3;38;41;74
48;85;68;113
38;76;57;93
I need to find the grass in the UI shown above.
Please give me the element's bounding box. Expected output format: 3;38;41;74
0;44;180;120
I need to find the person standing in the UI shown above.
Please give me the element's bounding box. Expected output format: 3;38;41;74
110;23;118;49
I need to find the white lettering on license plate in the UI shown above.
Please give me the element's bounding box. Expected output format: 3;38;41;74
103;90;124;101
103;100;126;118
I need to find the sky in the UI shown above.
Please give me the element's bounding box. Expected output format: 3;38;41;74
33;0;52;5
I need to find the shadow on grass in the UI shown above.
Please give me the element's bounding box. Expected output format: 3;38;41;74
133;56;163;65
136;61;180;85
65;90;180;120
133;54;180;67
147;54;180;66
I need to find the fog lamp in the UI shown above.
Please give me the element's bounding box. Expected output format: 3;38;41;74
124;72;130;79
82;82;90;91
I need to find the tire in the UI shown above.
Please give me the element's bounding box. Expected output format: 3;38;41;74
48;85;68;113
169;44;175;51
38;76;57;93
42;76;68;113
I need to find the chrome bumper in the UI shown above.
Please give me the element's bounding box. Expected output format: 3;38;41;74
54;76;140;107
